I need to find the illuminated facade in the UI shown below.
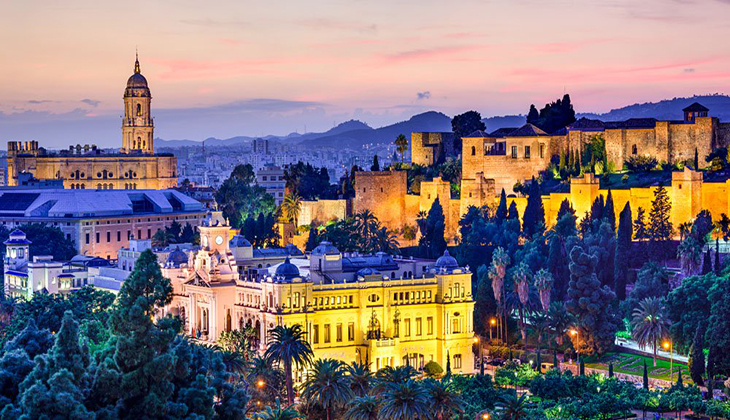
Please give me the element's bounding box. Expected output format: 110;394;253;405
6;55;177;190
161;212;476;374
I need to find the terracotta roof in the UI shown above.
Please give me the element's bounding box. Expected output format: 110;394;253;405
508;123;548;137
489;127;518;138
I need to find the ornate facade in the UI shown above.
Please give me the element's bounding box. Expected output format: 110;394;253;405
6;55;177;190
161;212;476;374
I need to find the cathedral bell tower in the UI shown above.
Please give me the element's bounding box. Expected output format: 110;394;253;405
122;53;154;154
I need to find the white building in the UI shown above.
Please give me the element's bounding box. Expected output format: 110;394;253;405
256;165;285;205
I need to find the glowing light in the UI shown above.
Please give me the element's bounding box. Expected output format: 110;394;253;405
257;379;265;388
490;318;497;325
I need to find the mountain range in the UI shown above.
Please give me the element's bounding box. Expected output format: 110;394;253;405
156;94;730;149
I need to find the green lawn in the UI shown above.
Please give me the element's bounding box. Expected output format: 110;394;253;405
570;352;689;383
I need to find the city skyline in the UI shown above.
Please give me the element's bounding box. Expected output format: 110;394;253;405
3;0;730;146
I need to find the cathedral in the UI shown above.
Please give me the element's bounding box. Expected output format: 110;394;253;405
6;55;177;190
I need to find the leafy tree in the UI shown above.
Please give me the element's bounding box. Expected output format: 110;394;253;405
688;324;705;386
417;199;447;259
631;297;670;366
621;262;668;320
378;379;429;420
451;111;486;156
547;302;574;348
614;203;632;299
634;207;649;240
216;164;276;228
285;161;335;200
706;276;730;376
474;265;497;339
702;250;713;275
423;378;463;420
666;274;714;351
265;325;314;406
566;246;619;356
280;193;302;226
495;390;530;420
496;189;508;223
253;398;303;420
394;134;408;163
527;94;576;134
301;358;353;420
526;105;539;123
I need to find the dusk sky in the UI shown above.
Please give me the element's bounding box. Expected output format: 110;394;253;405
3;0;730;147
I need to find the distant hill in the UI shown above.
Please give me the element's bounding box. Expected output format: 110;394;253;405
296;111;452;148
578;94;730;121
156;136;255;148
482;115;526;132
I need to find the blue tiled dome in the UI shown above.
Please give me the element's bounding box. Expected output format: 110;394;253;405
434;250;459;270
312;241;340;256
166;247;188;267
229;235;252;248
356;267;380;277
275;257;300;280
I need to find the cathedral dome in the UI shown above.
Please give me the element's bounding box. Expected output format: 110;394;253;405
434;250;459;271
166;247;188;268
126;72;148;89
275;257;300;280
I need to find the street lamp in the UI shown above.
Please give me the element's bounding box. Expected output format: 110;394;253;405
480;412;490;420
474;336;484;374
489;318;497;342
570;329;580;366
663;340;673;382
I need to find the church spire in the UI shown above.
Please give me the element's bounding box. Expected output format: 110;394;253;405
134;49;140;74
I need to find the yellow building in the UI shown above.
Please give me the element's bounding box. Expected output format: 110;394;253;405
6;54;177;190
161;212;476;374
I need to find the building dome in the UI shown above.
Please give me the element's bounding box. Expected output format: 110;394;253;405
275;257;300;280
4;229;31;245
311;241;340;256
166;247;188;267
126;72;149;89
229;235;252;248
356;267;380;277
434;250;459;271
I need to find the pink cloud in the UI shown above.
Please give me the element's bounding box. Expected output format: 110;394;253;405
382;45;485;64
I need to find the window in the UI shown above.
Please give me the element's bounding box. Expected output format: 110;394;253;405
471;145;476;156
416;318;422;336
524;145;531;158
117;231;121;242
453;354;462;369
511;146;518;158
404;319;411;337
313;325;319;344
85;233;90;244
539;143;545;158
324;325;331;343
147;228;151;239
336;323;343;342
632;144;637;155
107;231;111;243
137;229;141;239
348;323;355;341
452;318;461;333
96;232;100;243
427;317;433;335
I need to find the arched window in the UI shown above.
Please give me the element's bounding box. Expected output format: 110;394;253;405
136;103;142;116
471;145;476;156
632;144;637;155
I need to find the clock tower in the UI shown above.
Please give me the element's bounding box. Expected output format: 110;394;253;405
199;211;230;254
122;52;154;154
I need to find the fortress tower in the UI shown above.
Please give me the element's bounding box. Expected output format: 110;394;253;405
122;53;154;154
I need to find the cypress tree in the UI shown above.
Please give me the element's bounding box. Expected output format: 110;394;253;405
702;250;713;275
496;188;508;223
643;361;649;390
648;185;673;261
694;147;699;170
590;196;604;224
677;367;683;387
553;351;559;369
557;198;574;222
508;348;513;360
608;362;614;378
715;239;721;274
536;351;542;373
305;226;319;252
614;203;632;300
445;351;451;376
371;154;380;171
604;190;616;231
522;178;545;237
579;359;585;376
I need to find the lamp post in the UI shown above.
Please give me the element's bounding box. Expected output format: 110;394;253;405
489;318;497;343
570;329;579;366
474;336;483;374
663;340;673;382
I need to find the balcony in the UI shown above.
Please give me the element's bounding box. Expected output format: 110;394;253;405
375;338;395;347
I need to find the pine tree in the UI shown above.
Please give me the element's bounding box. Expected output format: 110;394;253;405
648;185;673;260
608;362;614;378
553;351;559;369
507;201;519;220
677;368;683;387
557;198;575;222
634;207;649;240
590;196;604;225
579;359;585;376
305;227;319;252
536;351;542;373
614;203;632;300
495;189;508;223
418;199;447;259
702;250;713;275
604;190;616;231
370;155;380;171
694;148;699;170
522;178;545;237
527;104;539;124
715;240;721;275
107;249;179;419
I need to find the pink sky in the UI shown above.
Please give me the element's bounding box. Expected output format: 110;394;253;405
2;0;730;146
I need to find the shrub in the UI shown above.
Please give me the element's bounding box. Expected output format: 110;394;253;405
624;156;658;173
423;361;443;378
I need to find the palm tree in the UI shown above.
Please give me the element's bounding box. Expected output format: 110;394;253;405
355;210;380;250
717;213;730;240
512;262;532;343
489;247;510;343
495;391;529;420
301;358;353;420
423;378;463;420
547;302;574;347
252;398;303;420
378;379;430;420
375;227;400;255
344;395;380;420
529;311;551;352
395;134;409;163
265;325;314;405
631;297;670;367
346;361;373;397
248;354;285;403
678;221;692;241
533;269;553;312
281;193;302;226
373;366;418;394
677;236;703;276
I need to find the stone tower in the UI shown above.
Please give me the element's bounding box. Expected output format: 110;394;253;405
122;53;154;154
